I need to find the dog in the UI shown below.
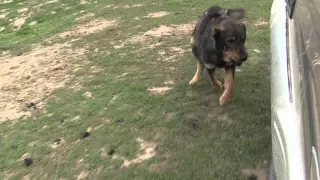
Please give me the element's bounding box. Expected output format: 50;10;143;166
189;6;248;105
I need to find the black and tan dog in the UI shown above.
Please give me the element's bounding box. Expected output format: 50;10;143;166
189;6;248;105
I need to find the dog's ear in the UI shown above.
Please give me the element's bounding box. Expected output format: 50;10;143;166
212;18;225;33
225;8;245;20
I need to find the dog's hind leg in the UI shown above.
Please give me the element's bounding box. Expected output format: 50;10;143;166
219;66;235;105
206;68;222;92
189;60;204;85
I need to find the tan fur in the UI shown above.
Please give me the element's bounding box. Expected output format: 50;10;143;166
190;36;196;46
219;67;234;105
224;51;240;62
189;60;204;85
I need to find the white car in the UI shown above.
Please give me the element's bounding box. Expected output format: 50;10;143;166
270;0;320;179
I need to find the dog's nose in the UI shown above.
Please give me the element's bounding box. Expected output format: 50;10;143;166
240;55;247;61
233;60;242;66
240;50;248;61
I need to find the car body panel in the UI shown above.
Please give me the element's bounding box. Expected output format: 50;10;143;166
270;0;320;179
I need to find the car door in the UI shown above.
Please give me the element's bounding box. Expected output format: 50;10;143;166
284;0;320;179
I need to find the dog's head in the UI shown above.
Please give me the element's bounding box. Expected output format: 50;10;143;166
212;8;248;66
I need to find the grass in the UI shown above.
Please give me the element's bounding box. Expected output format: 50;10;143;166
0;0;272;179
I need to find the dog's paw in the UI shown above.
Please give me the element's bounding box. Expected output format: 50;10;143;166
219;94;232;105
189;78;200;85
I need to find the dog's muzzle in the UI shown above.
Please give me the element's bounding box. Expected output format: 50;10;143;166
240;50;248;62
232;60;242;66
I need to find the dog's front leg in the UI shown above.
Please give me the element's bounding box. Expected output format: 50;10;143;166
206;68;222;92
219;66;235;105
189;60;204;85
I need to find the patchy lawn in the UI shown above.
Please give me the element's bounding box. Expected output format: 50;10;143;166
0;0;271;179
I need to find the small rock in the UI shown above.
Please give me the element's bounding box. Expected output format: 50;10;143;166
24;158;33;166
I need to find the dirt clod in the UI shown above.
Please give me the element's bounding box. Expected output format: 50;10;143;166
53;138;61;144
23;158;33;166
190;119;199;129
248;174;258;180
115;119;124;123
80;131;90;139
0;42;87;121
24;102;36;109
107;148;115;156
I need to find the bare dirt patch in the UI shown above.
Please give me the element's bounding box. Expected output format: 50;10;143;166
120;137;156;168
146;11;170;18
34;0;59;8
80;0;89;5
164;80;174;85
83;91;92;98
253;19;269;26
148;86;172;95
13;18;26;29
0;13;7;19
77;171;89;180
165;112;176;121
207;107;233;124
128;22;195;43
51;19;117;39
0;43;87;121
29;21;37;26
105;4;143;9
18;8;28;14
0;0;13;4
155;46;186;62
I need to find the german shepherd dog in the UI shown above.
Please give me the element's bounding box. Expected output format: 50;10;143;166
189;6;248;105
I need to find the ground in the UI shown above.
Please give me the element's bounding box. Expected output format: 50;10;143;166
0;0;271;179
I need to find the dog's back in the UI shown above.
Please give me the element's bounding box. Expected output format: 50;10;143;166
191;6;225;65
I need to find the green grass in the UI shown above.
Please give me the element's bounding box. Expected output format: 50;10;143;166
0;0;272;179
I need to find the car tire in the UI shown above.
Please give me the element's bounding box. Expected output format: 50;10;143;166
269;158;277;180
